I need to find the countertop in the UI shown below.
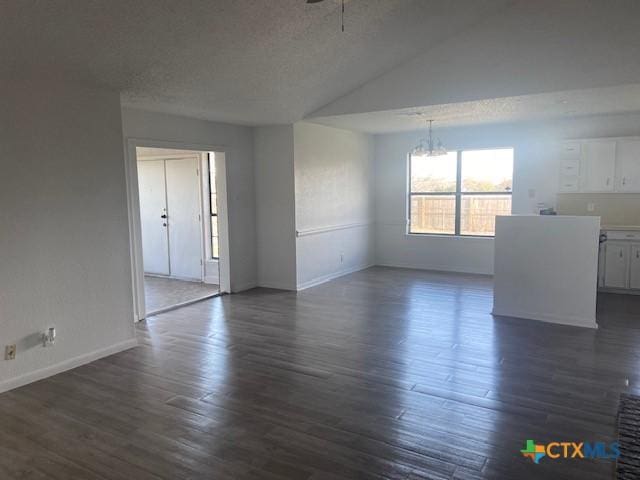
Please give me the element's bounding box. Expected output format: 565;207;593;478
601;225;640;232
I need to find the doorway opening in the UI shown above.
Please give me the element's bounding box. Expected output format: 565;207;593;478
131;146;228;317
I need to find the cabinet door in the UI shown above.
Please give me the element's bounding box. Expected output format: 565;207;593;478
604;242;629;289
616;140;640;192
630;244;640;290
598;243;606;288
581;140;616;192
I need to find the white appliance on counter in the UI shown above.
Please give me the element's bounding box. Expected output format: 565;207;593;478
598;227;640;294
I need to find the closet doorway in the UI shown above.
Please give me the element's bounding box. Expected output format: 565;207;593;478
135;147;222;315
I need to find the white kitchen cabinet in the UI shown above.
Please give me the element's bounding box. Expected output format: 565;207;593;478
630;244;640;290
558;141;581;192
598;243;606;288
558;177;580;192
604;242;628;289
615;140;640;193
599;232;640;294
580;140;616;192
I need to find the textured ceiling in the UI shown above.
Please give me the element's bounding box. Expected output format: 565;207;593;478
309;84;640;134
0;0;510;125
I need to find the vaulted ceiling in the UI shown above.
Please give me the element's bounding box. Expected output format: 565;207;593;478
0;0;511;124
3;0;640;128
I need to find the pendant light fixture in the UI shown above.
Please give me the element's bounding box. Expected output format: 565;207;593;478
411;119;447;157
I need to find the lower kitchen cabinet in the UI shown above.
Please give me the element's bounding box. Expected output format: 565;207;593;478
600;235;640;293
604;242;629;289
630;244;640;290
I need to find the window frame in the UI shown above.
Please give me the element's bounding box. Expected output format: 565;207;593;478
207;154;219;260
407;147;513;238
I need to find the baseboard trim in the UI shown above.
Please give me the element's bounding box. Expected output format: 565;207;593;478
256;281;297;291
0;338;138;394
375;262;493;277
598;287;640;296
297;263;374;291
232;281;257;293
492;307;598;329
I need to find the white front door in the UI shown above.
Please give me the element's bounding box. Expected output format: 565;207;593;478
166;158;202;280
138;160;170;275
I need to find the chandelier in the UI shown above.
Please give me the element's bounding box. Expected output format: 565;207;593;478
411;119;447;157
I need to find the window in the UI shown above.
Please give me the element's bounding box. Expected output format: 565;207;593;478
409;148;513;237
207;154;219;259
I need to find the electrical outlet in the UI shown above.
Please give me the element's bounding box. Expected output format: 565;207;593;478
5;345;16;360
587;202;595;212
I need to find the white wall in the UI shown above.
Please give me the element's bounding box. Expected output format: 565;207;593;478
121;108;256;292
375;112;640;275
254;126;297;290
293;123;375;288
0;81;137;392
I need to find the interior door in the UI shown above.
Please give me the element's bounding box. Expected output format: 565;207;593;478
166;158;202;280
138;160;170;275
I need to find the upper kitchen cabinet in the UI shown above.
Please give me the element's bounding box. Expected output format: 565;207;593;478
615;139;640;193
558;137;640;193
580;140;616;192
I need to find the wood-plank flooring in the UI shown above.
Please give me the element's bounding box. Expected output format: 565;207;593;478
2;267;640;479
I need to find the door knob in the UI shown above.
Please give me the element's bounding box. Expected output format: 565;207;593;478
161;214;167;219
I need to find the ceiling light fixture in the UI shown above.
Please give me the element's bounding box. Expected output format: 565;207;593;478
411;119;447;157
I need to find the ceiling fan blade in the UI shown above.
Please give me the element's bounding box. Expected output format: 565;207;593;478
306;0;325;3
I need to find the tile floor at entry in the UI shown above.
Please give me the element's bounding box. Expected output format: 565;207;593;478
144;275;219;314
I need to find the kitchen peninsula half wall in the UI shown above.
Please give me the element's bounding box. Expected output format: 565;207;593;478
493;215;600;328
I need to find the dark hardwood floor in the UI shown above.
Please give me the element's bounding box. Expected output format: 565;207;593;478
2;267;640;479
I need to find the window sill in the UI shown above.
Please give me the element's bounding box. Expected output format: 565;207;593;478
405;233;495;240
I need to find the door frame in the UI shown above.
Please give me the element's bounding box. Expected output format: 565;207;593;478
124;137;232;321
